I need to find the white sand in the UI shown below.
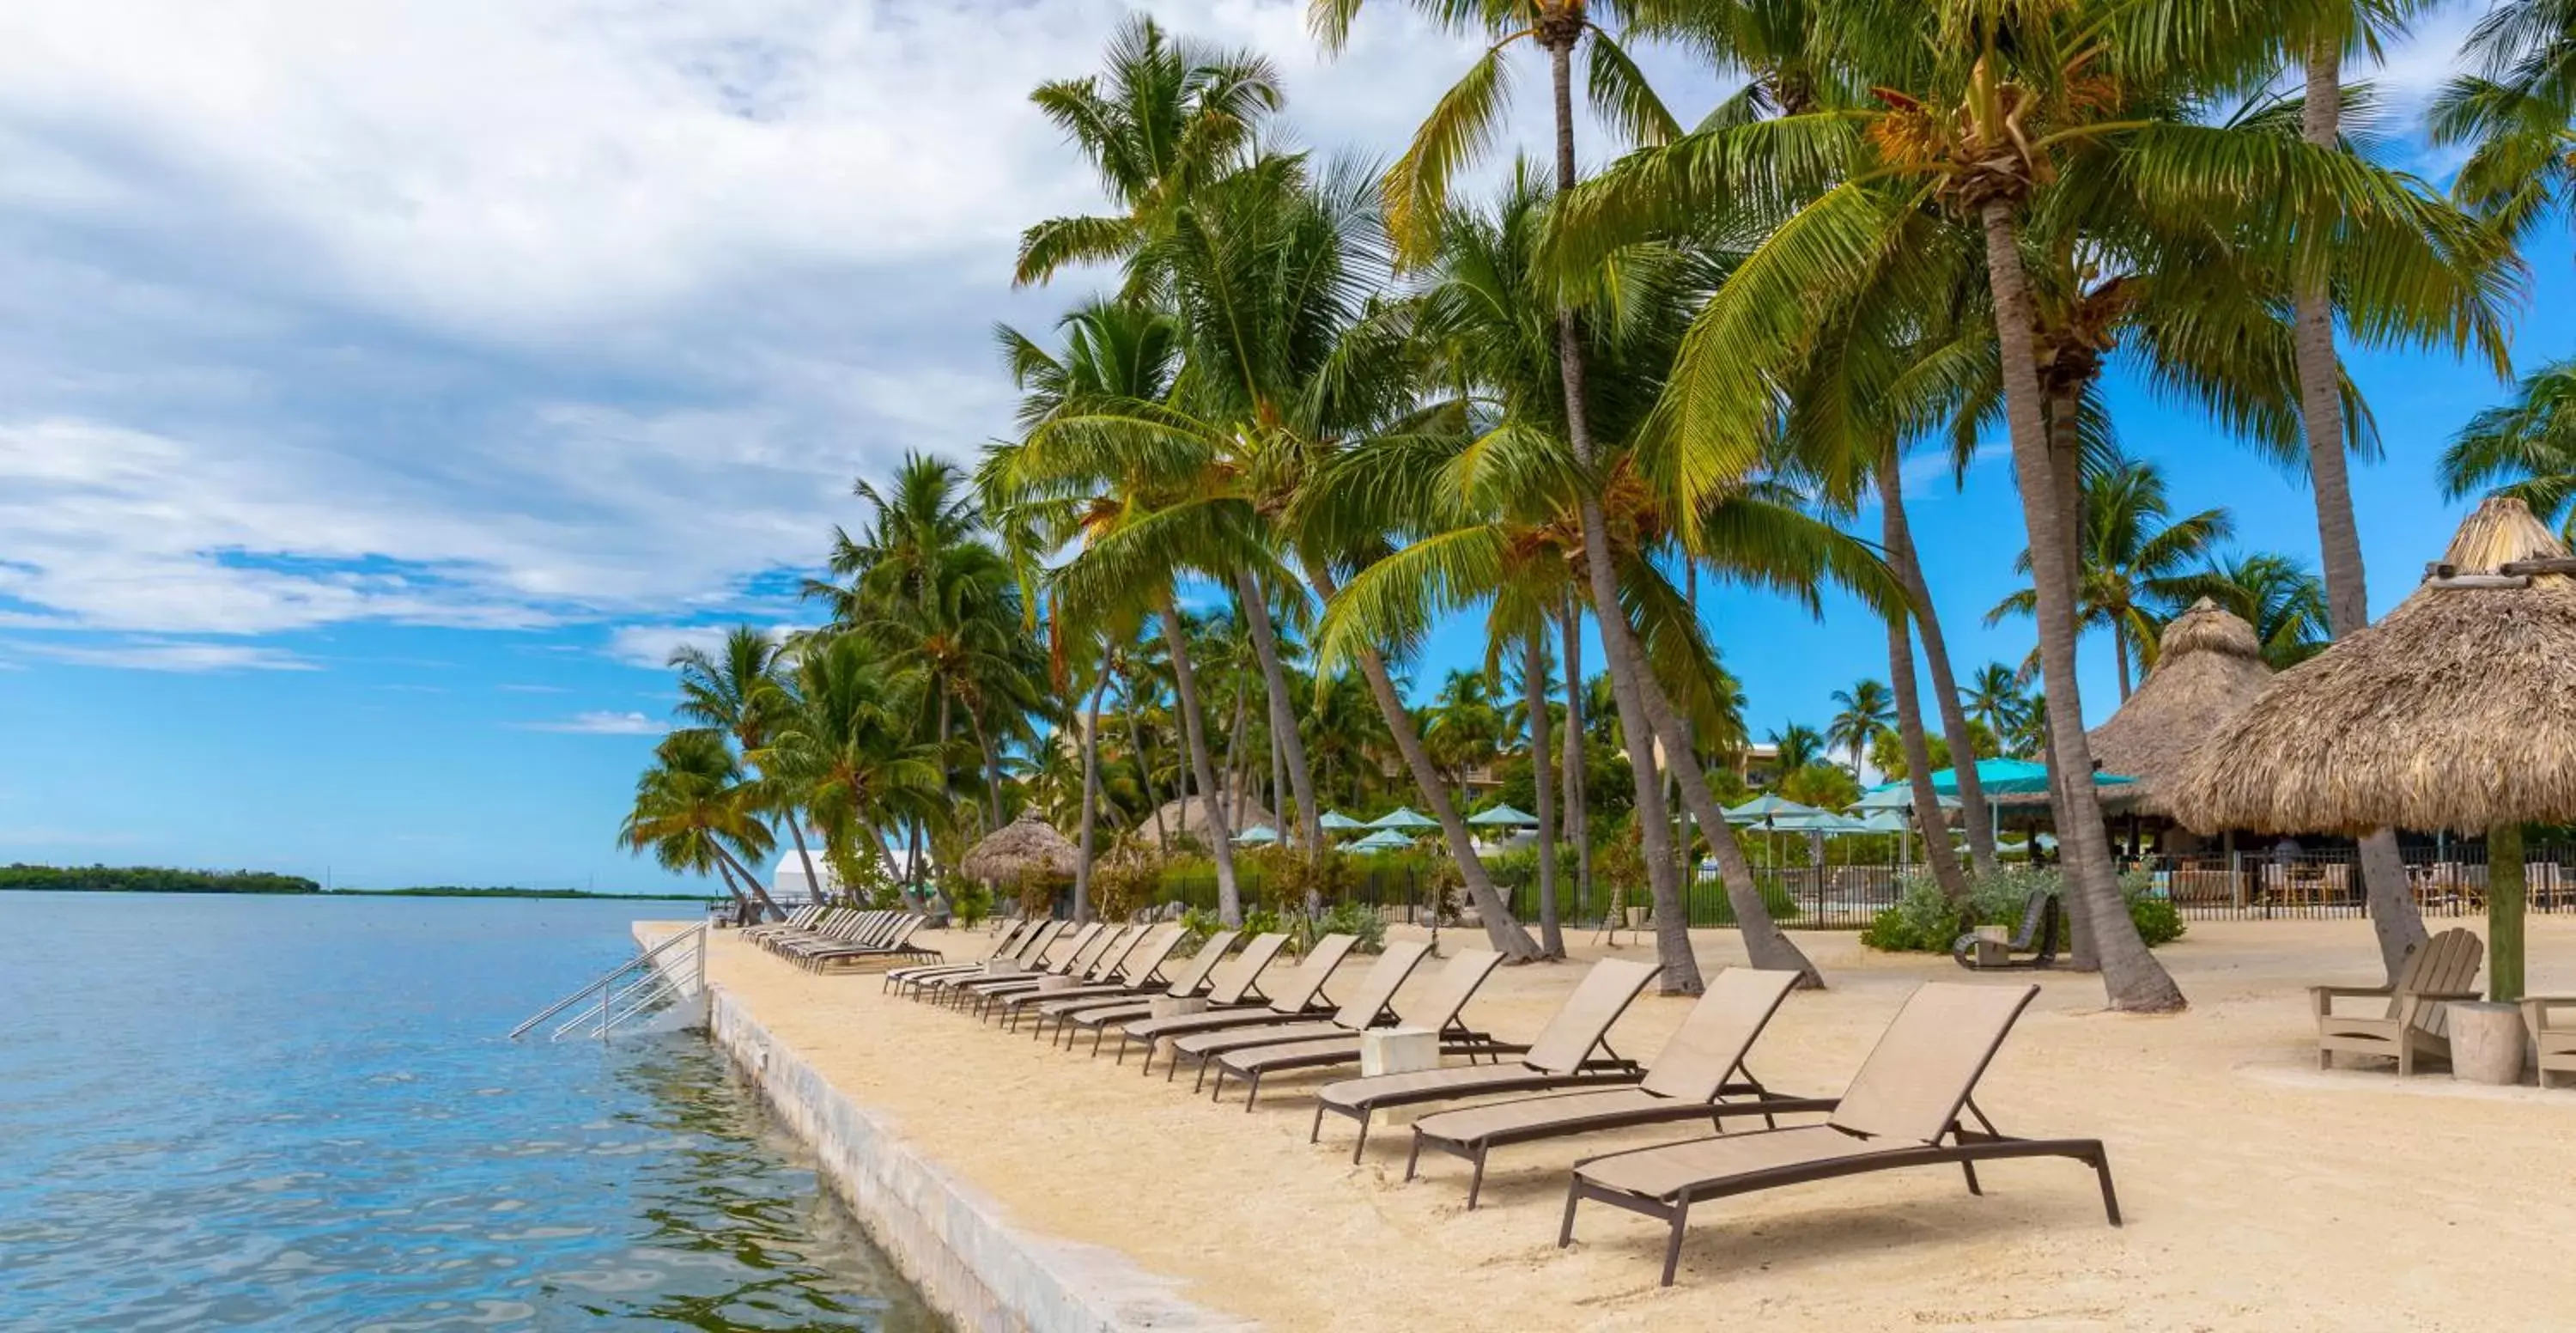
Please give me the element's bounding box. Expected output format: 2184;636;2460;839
687;917;2576;1331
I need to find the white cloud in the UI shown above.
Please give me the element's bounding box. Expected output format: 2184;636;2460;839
12;638;318;672
525;709;663;735
603;622;807;669
0;0;1736;653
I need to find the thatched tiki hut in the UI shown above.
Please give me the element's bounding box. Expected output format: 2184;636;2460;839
1149;794;1277;851
959;812;1081;908
1990;600;2272;861
2171;497;2576;1000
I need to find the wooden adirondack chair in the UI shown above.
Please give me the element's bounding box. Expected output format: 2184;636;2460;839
2522;997;2576;1090
2311;928;2483;1076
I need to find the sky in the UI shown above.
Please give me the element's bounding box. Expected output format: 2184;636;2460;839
0;0;2559;891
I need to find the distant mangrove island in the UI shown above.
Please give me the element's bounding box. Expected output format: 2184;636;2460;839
0;864;710;900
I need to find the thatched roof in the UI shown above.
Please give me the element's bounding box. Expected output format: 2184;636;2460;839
1149;794;1277;848
2170;497;2576;835
2073;600;2274;817
957;811;1080;885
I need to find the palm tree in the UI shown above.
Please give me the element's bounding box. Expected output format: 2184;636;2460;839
2441;359;2576;541
620;729;781;920
1425;670;1506;805
1015;15;1280;289
670;626;818;901
1961;662;2033;750
2160;553;2332;669
1986;456;2233;700
1824;679;1893;777
1765;723;1824;776
756;636;948;905
2433;0;2576;244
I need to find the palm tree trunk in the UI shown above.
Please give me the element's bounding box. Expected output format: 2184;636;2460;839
1981;198;2184;1012
1159;593;1242;923
1544;33;1696;993
969;710;1005;831
1309;561;1539;959
1560;597;1593;918
710;860;752;915
1238;571;1323;852
784;819;826;906
2113;633;2132;703
1883;472;1969;901
1126;680;1170;853
2044;383;2103;972
712;843;783;922
2298;39;2428;983
1527;629;1564;958
1881;457;1999;874
1075;670;1108;922
1220;678;1247;829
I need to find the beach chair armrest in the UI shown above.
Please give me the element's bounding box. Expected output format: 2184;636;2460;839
2308;984;2391;1018
2519;995;2576;1030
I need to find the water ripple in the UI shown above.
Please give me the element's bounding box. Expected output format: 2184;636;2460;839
0;892;941;1331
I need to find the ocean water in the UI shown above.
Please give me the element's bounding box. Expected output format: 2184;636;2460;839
0;892;942;1331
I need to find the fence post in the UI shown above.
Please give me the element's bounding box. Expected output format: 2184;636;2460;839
2231;850;2245;910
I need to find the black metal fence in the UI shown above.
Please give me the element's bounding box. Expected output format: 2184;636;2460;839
1142;844;2576;933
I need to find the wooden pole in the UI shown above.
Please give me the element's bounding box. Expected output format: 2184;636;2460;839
2490;822;2526;1002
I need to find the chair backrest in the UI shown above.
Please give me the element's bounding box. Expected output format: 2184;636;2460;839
2008;892;2050;950
1827;983;2038;1144
1393;947;1504;1032
1326;940;1433;1028
1267;934;1358;1013
1017;920;1074;966
1639;968;1803;1101
2392;928;2482;1035
1050;923;1114;976
1114;927;1185;986
1206;933;1288;1004
1522;959;1662;1074
878;916;926;951
1163;929;1240;996
981;918;1034;960
1005;919;1061;964
1083;925;1147;982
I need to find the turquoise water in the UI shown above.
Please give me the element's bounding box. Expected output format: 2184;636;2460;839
0;892;941;1331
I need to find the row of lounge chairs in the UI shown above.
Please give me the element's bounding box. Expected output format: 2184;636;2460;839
744;907;938;971
856;916;2119;1287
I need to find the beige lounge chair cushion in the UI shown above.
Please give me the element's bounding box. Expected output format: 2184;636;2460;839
1577;1124;1865;1200
1316;1062;1566;1111
1828;983;2038;1143
1415;1086;1674;1144
1637;968;1803;1101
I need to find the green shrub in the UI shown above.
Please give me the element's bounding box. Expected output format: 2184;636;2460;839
1242;906;1285;941
1861;865;2185;953
948;880;993;928
1308;901;1388;953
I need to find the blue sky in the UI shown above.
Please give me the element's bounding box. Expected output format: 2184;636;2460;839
0;1;2555;890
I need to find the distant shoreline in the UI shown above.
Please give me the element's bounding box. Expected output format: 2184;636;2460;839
0;866;710;901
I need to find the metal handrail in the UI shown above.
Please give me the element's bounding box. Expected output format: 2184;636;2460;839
511;922;708;1041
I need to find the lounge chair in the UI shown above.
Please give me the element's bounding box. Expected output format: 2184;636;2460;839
1951;891;2061;971
940;922;1110;1007
799;915;936;971
995;926;1187;1033
882;918;1040;993
1164;941;1443;1093
1079;932;1294;1058
2523;995;2576;1090
1407;967;1820;1208
1027;928;1240;1045
775;910;902;962
1312;958;1662;1161
971;924;1151;1020
758;907;866;953
2312;927;2483;1075
1115;934;1358;1074
1210;947;1511;1108
902;920;1076;1002
1558;981;2118;1287
743;904;827;943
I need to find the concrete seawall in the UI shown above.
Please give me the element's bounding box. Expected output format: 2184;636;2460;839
635;926;1255;1332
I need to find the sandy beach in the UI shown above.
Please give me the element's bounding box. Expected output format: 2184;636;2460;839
691;918;2576;1331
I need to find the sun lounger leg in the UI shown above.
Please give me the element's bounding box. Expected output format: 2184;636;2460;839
1660;1199;1691;1287
1466;1150;1488;1210
1309;1103;1327;1143
1404;1131;1425;1183
1242;1071;1262;1111
1351;1116;1370;1163
1556;1181;1580;1248
2093;1149;2123;1226
1959;1160;1983;1196
1206;1066;1224;1100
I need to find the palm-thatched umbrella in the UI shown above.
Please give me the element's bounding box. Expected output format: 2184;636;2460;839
2171;497;2576;1000
2086;599;2275;819
1152;794;1278;850
958;811;1081;888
